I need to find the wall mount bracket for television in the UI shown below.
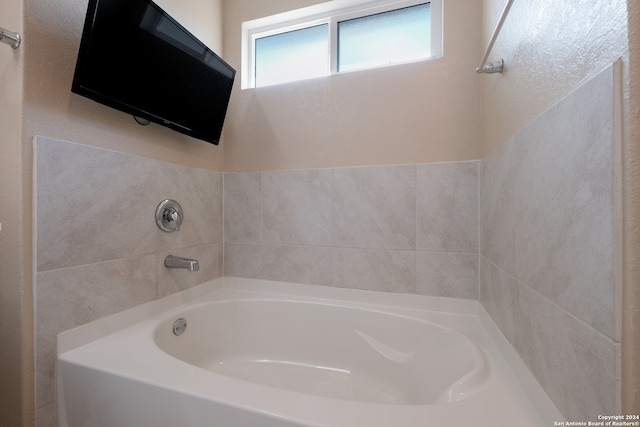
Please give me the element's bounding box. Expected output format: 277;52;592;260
134;116;151;126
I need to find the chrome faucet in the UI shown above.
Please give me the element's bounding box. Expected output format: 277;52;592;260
164;255;199;272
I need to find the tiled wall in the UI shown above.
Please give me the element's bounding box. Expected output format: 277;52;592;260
35;139;479;425
223;162;479;297
34;137;223;426
479;65;619;419
34;63;618;425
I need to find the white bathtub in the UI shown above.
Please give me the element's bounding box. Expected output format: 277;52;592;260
57;277;563;427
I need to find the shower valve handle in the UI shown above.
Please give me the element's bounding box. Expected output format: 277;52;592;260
155;199;183;232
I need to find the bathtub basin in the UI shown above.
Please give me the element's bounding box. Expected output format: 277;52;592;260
57;277;563;427
155;299;487;405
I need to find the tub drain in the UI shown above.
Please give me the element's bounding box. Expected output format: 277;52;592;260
172;318;187;336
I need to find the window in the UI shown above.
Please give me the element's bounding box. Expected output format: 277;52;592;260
338;3;431;72
242;0;442;89
255;24;329;88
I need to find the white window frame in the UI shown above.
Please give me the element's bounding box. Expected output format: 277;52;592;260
241;0;443;89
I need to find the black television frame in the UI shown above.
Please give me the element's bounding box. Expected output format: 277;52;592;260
72;0;236;145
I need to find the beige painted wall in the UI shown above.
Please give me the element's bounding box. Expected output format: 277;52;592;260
0;1;32;426
480;0;638;411
23;0;225;171
623;0;640;413
222;0;483;172
480;0;629;155
1;1;224;426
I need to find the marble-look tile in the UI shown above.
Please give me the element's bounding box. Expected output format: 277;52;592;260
331;248;415;293
263;169;333;245
480;257;617;420
35;255;157;408
157;244;223;298
416;252;478;299
480;139;518;274
479;256;519;344
224;243;262;278
417;162;478;253
513;68;614;338
36;137;223;271
479;66;618;421
262;244;332;286
223;172;262;243
155;162;222;248
513;281;617;420
36;138;159;271
332;165;416;250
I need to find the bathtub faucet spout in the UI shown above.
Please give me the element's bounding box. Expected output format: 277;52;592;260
164;255;199;272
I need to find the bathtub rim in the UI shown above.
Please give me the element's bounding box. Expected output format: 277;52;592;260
56;276;566;425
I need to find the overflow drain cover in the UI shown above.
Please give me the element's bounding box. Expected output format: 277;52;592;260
172;318;187;336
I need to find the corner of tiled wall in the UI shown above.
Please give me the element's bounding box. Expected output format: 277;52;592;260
34;136;223;427
479;65;619;419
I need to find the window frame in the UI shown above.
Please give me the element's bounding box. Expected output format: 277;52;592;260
241;0;443;89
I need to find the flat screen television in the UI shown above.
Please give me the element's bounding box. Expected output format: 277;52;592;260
72;0;236;145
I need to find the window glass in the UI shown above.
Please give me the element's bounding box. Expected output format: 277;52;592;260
255;24;329;87
338;3;430;72
245;1;441;89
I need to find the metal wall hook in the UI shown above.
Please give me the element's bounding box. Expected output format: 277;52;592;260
0;27;21;49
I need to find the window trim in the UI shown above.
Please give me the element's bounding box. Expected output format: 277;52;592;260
241;0;442;89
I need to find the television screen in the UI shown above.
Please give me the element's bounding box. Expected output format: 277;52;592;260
72;0;236;145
